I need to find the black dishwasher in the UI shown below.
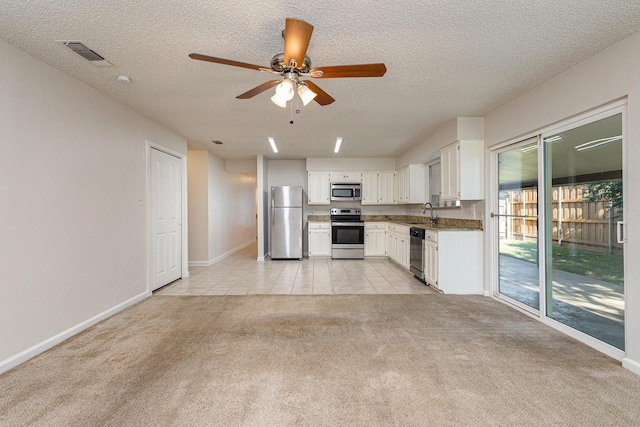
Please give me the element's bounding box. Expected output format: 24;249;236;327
409;227;426;282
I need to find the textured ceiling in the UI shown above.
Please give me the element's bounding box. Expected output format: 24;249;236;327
1;1;639;160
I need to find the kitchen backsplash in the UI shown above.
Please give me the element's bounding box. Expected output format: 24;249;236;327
308;214;483;230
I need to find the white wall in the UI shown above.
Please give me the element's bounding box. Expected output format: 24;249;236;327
268;160;308;188
307;158;396;171
226;159;257;173
227;172;258;249
396;117;484;168
187;151;209;262
187;151;257;264
0;40;187;370
258;156;269;259
207;153;229;261
483;31;640;373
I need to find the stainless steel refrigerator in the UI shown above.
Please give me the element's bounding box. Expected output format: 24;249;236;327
271;186;303;259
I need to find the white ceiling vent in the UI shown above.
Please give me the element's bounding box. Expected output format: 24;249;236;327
58;41;112;67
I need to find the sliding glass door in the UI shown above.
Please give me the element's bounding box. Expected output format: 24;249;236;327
493;107;625;352
496;138;540;311
543;112;625;350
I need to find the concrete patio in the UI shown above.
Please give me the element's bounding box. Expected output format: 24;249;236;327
498;255;624;349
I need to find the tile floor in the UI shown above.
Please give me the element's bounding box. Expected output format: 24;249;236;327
156;243;437;296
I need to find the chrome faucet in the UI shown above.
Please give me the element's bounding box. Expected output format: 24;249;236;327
422;202;438;227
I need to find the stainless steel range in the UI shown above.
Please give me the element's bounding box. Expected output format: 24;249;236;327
330;208;364;259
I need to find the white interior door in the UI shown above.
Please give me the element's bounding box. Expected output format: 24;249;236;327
151;148;182;290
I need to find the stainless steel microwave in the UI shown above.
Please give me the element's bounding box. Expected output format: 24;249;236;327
330;183;361;201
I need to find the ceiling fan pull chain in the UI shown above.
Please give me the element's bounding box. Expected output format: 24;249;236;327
295;89;301;115
290;96;294;124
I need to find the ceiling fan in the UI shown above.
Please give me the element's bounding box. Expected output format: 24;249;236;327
189;18;387;107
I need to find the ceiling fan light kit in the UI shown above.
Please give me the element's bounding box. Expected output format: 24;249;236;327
275;78;295;101
189;18;386;109
270;93;287;108
297;84;317;106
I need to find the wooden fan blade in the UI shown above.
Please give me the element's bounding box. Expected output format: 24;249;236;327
304;81;335;106
236;81;280;99
309;63;387;78
283;18;314;68
189;53;265;72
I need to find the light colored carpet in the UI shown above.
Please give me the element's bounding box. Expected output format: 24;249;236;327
1;295;639;426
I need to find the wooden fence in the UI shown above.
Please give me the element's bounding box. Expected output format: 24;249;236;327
500;185;622;254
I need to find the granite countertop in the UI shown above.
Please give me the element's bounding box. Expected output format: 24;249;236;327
308;215;482;231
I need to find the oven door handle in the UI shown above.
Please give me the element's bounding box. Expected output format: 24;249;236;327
331;222;365;226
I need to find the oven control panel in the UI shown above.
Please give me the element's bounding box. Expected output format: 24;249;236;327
330;207;361;216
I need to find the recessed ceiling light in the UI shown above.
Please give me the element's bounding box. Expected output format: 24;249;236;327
116;75;131;84
334;137;343;153
268;137;278;153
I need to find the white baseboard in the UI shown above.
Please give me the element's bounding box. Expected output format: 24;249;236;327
623;357;640;376
188;261;211;267
188;240;256;267
0;291;148;375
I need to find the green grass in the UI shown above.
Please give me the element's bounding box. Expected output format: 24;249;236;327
500;240;624;286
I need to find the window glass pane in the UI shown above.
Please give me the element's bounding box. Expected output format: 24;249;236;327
544;113;624;350
497;140;539;310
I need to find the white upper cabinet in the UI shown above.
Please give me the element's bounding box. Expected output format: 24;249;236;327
330;171;361;183
361;172;377;205
361;171;396;205
440;140;484;205
308;171;330;205
396;164;425;204
378;171;396;204
440;143;459;202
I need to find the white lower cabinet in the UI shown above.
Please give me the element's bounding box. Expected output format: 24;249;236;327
364;222;386;256
308;222;331;257
399;227;410;270
424;230;482;294
423;231;438;286
386;224;410;270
